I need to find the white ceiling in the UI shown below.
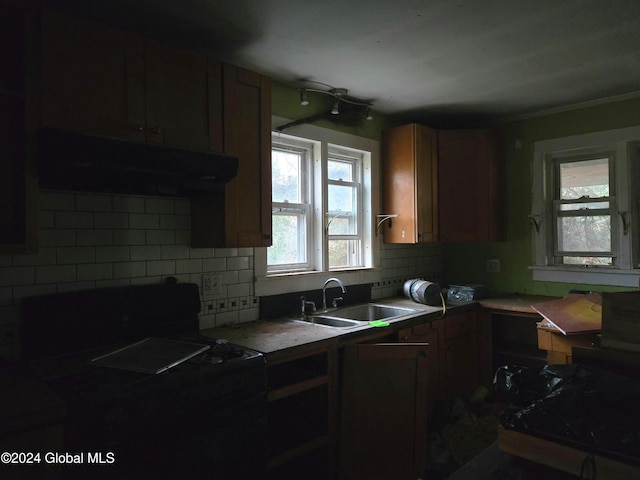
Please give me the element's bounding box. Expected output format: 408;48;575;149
57;0;640;126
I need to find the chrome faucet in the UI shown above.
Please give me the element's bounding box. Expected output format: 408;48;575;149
300;295;316;317
322;277;346;310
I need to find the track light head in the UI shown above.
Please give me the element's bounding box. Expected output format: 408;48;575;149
331;99;340;115
299;89;309;106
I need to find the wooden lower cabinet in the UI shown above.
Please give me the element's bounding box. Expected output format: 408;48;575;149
340;342;430;480
266;348;337;480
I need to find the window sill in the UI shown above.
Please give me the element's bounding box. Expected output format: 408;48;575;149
255;268;380;297
529;265;640;287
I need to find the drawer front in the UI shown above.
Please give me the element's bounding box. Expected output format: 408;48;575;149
444;312;477;339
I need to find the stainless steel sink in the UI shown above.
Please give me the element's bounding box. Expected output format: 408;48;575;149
320;303;419;322
295;316;361;328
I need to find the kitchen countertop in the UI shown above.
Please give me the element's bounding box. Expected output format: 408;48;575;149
201;294;560;363
478;294;559;315
201;296;470;363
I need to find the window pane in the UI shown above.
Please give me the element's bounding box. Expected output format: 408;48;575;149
272;149;302;202
328;184;355;212
329;239;360;268
328;159;353;181
557;215;611;252
559;201;609;211
328;216;355;235
268;213;306;265
560;158;609;199
563;256;613;266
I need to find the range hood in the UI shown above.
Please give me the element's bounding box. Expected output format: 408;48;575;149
37;128;239;196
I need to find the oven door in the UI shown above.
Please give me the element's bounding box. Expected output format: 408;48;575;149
66;392;268;480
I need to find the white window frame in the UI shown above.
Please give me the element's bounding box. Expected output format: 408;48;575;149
531;125;640;287
269;138;315;273
255;116;381;296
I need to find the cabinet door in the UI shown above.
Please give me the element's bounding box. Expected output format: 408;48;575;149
443;310;479;398
438;129;502;242
382;123;438;243
399;325;441;418
40;9;146;142
340;343;429;480
145;42;222;151
0;3;37;254
222;64;272;247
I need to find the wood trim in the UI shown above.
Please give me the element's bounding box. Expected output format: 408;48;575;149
498;425;640;479
267;375;328;402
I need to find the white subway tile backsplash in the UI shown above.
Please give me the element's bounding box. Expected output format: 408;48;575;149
175;229;191;245
1;189;444;362
174;199;191;215
146;260;175;276
76;194;112;212
129;213;160;229
95;246;130;263
77;229;113;246
228;282;252;298
12;284;57;302
227;256;250;271
77;263;113;281
56;281;97;293
161;245;190;260
12;248;57;266
130;246;161;261
176;259;203;274
113;229;146;245
112;195;145;213
38;229;76;247
56;247;95;264
160;214;189;229
36;265;76;284
39;191;75;210
146;230;175;245
145;198;174;214
55;211;94;229
114;261;146;279
0;267;35;287
94;212;129;229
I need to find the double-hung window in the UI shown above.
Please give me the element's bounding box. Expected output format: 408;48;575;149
255;117;379;295
531;126;640;287
327;147;363;269
269;138;313;272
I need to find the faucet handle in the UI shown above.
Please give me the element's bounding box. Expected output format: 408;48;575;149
332;297;344;308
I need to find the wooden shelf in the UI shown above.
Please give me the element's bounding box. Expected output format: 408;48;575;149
268;434;329;470
268;375;328;402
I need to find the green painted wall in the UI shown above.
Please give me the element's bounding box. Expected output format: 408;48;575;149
443;95;640;296
272;80;640;296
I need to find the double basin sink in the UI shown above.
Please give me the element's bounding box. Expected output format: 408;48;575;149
294;303;420;328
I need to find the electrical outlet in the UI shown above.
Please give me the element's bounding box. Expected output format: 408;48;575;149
202;273;221;296
486;259;501;273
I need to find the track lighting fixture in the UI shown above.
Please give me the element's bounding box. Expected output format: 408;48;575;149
297;83;373;120
331;99;340;115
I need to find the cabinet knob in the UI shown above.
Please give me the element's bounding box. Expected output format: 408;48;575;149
400;335;408;341
151;127;161;135
132;124;144;132
419;350;428;357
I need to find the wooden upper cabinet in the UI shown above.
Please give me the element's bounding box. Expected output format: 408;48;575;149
144;42;222;152
40;9;145;142
192;64;272;248
438;129;502;242
0;3;37;254
40;8;223;152
381;124;438;243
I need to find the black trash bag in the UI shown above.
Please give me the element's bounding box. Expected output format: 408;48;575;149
494;364;640;460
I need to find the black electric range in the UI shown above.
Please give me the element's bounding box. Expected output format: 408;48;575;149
21;283;267;480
